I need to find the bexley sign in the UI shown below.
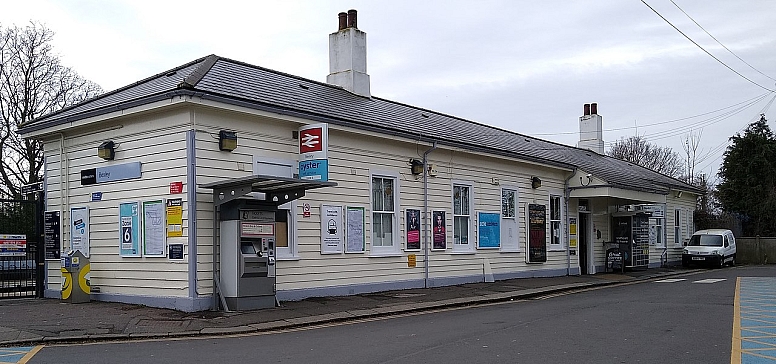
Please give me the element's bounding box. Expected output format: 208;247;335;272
81;162;142;185
298;124;329;181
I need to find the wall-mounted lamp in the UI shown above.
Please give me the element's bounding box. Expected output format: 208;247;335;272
219;130;237;152
674;191;683;198
97;141;115;160
410;159;424;175
531;176;542;189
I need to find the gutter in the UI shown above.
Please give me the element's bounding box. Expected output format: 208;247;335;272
422;141;438;288
564;168;576;276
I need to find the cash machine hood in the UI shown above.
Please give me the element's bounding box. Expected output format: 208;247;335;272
202;175;337;207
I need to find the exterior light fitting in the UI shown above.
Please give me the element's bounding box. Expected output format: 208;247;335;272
410;159;424;175
98;141;115;160
219;130;237;152
531;176;542;189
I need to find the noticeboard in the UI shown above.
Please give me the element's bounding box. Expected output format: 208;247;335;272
44;211;61;260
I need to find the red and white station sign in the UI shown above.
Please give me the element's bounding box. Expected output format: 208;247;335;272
299;124;328;161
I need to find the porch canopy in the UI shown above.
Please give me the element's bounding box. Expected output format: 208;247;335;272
201;175;337;207
570;185;667;205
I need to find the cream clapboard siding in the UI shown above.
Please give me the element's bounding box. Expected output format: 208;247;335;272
191;107;573;294
589;198;612;270
40;109;192;297
665;193;698;262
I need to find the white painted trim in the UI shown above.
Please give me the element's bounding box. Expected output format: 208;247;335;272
548;190;565;251
499;186;520;253
451;179;475;253
369;170;401;256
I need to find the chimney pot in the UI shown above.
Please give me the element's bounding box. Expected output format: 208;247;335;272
591;103;598;115
347;9;357;28
338;12;347;30
583;104;591;116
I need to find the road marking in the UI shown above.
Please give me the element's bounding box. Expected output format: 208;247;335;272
0;346;42;364
734;277;776;364
654;278;686;283
693;279;727;284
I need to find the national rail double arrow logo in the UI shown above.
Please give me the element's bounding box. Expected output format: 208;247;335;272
299;127;323;153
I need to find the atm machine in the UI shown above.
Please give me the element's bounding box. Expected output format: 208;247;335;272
220;199;277;310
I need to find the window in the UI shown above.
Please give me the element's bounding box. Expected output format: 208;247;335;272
453;183;473;252
502;189;516;218
686;209;693;239
371;174;399;255
674;209;682;246
549;194;563;248
500;188;519;252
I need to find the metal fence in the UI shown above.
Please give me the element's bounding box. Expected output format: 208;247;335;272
0;198;43;298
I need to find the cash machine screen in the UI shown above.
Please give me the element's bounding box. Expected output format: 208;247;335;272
240;242;257;255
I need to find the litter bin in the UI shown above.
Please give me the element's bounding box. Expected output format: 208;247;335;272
61;250;90;303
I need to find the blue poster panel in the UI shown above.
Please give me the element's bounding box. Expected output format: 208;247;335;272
299;159;329;181
119;202;141;257
477;212;501;248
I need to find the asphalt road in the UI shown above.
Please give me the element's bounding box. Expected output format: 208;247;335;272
28;266;774;364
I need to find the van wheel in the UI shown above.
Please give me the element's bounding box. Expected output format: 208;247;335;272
718;256;725;269
731;254;736;267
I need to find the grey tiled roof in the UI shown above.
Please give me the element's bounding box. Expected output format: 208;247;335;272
20;55;703;195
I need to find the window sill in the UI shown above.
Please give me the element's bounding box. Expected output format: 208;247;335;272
547;247;566;252
276;256;300;261
450;250;476;255
368;252;403;258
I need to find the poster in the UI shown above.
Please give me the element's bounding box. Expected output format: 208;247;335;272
143;200;166;256
320;204;343;254
44;211;61;260
166;198;183;237
346;206;365;253
432;210;446;250
70;206;90;257
119;202;141;257
569;217;577;235
406;209;421;251
0;235;26;257
528;204;547;263
477;212;501;249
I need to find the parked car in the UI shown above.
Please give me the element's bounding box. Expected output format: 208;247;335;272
682;229;736;268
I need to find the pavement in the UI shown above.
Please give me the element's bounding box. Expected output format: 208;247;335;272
0;267;699;347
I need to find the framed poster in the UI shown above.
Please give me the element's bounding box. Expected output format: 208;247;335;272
142;200;166;257
119;202;141;257
477;211;501;249
405;209;421;251
527;204;547;263
320;204;343;254
346;206;365;253
70;206;90;257
432;210;446;250
166;198;183;237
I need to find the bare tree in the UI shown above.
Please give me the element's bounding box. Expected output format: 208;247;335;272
0;22;102;198
682;130;702;185
607;136;684;178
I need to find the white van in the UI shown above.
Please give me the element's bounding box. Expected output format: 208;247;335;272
681;229;736;268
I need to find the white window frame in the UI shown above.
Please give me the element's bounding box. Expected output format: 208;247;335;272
686;208;693;239
254;157;298;260
370;171;401;256
452;180;474;253
500;186;520;252
651;218;665;248
674;208;682;247
548;192;565;251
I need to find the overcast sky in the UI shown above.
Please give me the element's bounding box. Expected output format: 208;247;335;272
3;0;775;181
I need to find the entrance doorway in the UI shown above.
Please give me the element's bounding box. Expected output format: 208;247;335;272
579;213;590;274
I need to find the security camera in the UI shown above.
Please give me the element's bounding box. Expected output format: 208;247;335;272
586;173;592;178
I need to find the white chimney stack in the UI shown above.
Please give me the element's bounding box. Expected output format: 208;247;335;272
578;103;604;154
327;10;371;98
